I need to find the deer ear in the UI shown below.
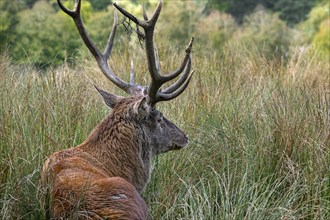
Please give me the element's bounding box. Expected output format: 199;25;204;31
94;85;122;108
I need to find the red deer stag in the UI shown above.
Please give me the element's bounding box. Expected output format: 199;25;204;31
42;0;194;219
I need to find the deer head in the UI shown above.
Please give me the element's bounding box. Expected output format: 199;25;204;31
89;90;191;157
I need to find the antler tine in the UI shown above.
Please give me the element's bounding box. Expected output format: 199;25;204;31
57;0;80;17
154;44;160;73
162;55;192;94
57;0;143;95
162;37;194;82
148;1;163;27
113;1;162;29
113;3;147;28
103;9;118;59
58;0;101;59
142;3;149;21
158;69;195;102
130;60;135;84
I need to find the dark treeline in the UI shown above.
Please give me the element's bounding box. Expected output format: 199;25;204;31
207;0;321;25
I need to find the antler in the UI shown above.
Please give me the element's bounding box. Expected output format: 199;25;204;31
58;0;194;105
57;0;147;95
114;1;194;106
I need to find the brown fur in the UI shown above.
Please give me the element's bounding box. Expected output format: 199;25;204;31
51;157;148;219
43;96;188;219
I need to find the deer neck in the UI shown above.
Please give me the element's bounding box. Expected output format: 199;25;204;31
80;113;152;192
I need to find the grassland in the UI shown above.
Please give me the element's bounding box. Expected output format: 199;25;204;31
0;44;329;219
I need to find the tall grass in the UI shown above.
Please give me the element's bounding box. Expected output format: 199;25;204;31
0;44;329;219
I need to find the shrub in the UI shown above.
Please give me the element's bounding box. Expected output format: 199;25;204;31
299;2;329;42
196;10;237;49
231;6;292;60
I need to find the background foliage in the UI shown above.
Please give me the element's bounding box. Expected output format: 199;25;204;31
0;0;329;67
